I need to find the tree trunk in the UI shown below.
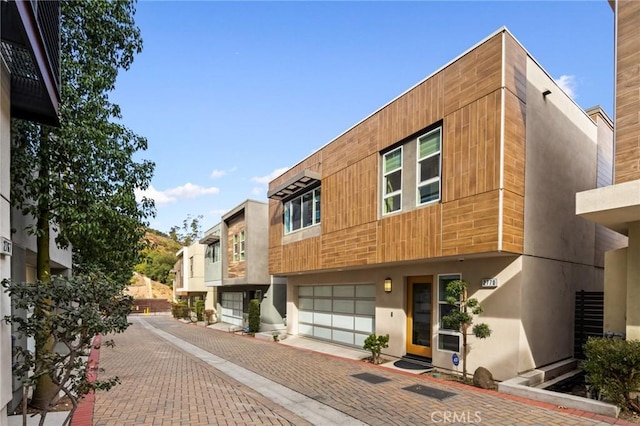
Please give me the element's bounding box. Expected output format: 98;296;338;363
30;131;57;410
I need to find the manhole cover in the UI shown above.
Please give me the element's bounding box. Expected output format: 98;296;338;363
351;373;391;384
403;384;456;400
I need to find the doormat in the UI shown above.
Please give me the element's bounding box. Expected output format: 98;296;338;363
351;372;391;384
393;357;433;371
402;384;456;400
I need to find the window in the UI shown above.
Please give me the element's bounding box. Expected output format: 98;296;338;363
189;256;194;278
383;147;402;214
438;274;461;352
232;231;245;261
206;241;221;263
417;128;441;205
284;187;321;234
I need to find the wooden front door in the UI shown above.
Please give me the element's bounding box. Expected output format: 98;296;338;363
406;276;434;358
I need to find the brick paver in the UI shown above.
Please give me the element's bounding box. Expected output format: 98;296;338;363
91;316;629;425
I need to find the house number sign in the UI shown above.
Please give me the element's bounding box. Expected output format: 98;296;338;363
481;278;498;288
1;237;12;256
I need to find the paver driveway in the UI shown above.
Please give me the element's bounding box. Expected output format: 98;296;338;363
91;315;627;425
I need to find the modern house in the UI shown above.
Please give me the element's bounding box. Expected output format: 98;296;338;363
577;0;640;342
172;242;208;309
1;0;65;420
200;200;286;329
267;27;622;381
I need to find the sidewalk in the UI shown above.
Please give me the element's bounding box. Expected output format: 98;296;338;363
89;316;628;425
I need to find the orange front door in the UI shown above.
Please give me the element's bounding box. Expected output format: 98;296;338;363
406;276;434;358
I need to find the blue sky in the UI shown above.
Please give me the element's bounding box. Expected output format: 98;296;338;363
115;1;615;235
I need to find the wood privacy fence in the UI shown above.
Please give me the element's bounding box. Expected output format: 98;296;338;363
131;298;172;314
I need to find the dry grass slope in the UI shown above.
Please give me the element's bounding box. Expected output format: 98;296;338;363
126;272;173;301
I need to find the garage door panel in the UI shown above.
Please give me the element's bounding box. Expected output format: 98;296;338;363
298;284;376;348
355;316;374;333
332;314;354;329
313;326;332;340
333;330;355;345
314;312;332;327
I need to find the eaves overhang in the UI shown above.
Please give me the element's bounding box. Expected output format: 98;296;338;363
199;231;220;245
576;180;640;235
267;170;321;201
1;0;61;126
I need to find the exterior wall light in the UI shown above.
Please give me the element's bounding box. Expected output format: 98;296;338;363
384;277;392;293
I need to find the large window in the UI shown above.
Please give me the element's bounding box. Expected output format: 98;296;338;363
417;128;442;205
284;187;321;234
380;125;443;216
383;147;402;214
205;241;221;264
438;274;461;352
232;231;245;261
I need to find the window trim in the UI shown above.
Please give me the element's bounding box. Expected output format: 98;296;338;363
437;273;462;353
232;231;245;262
416;127;442;207
283;186;321;235
382;146;403;215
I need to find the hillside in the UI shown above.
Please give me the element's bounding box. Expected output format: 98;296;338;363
126;272;173;301
134;228;183;286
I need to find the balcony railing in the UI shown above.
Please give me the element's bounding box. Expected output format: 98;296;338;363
1;0;61;126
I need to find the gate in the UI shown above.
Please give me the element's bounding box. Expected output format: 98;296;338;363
574;291;604;359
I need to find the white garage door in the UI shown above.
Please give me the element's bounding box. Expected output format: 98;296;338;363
221;292;243;326
298;284;376;347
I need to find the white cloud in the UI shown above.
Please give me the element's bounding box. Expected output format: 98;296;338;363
555;74;577;98
135;183;219;205
210;169;226;179
251;187;263;196
135;185;174;205
165;182;220;199
252;167;289;185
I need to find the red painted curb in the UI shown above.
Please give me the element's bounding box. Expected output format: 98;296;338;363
70;334;101;426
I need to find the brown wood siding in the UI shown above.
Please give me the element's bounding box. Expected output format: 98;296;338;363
615;0;640;183
377;204;442;262
504;32;527;103
268;30;530;275
320;223;378;269
323;114;380;177
443;35;503;117
441;190;501;256
227;218;245;279
280;237;321;273
376;74;445;150
503;91;526;196
502;190;525;253
323;155;378;234
443;91;501;202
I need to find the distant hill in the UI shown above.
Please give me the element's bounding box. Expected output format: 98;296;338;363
134;228;183;286
126;272;173;301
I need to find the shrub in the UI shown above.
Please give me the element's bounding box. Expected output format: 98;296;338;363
363;333;389;364
171;302;189;319
582;337;640;412
195;300;205;322
248;299;260;333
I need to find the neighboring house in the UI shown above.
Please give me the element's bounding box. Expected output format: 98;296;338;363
267;27;621;381
172;242;207;308
201;200;286;329
200;222;221;312
577;0;640;341
1;0;64;420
